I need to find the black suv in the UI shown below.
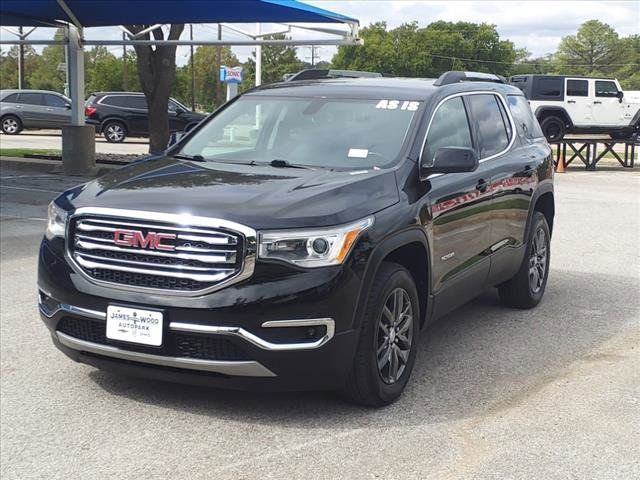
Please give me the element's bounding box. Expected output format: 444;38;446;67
39;71;554;406
85;92;206;142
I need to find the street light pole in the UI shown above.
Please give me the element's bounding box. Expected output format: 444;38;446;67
17;26;24;88
190;24;195;111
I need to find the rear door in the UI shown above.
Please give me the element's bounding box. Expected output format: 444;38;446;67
43;93;71;126
486;94;550;286
564;78;591;126
123;95;149;135
421;94;494;316
592;80;624;126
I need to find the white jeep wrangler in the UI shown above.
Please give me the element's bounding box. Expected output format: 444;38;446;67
509;75;640;141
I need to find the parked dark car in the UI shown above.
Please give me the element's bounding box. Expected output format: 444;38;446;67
0;89;72;134
84;92;206;142
39;71;554;406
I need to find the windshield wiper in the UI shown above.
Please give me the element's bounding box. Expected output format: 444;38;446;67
269;159;313;170
172;153;204;162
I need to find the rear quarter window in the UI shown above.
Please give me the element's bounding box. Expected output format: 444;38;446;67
507;95;544;141
532;77;564;100
2;93;20;103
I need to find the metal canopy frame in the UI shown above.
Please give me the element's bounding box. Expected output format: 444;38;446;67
0;0;361;173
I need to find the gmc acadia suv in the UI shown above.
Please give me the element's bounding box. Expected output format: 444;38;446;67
39;71;555;406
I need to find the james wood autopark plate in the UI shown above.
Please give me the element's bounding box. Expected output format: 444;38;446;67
106;305;163;346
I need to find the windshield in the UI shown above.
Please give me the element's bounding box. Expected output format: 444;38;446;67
178;95;421;169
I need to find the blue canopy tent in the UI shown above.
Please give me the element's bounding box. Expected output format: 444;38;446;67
0;0;359;173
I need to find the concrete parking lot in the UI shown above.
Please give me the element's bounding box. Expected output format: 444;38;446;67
1;162;639;479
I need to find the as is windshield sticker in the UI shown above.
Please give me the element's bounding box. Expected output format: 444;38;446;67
376;100;419;111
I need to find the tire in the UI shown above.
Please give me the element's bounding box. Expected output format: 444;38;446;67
1;115;22;135
342;262;420;407
540;116;565;142
498;211;551;309
102;120;127;143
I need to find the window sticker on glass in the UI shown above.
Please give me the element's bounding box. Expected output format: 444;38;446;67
376;100;419;111
348;148;369;158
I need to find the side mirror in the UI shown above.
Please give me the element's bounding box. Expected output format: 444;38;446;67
617;91;624;103
420;147;478;177
64;103;71;109
167;131;184;148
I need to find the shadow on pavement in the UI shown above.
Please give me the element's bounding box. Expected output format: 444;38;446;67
88;268;637;428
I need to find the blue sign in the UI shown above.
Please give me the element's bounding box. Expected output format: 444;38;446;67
219;66;244;84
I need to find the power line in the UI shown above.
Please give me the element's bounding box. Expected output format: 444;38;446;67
426;53;638;67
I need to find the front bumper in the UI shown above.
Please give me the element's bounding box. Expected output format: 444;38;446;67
38;239;363;391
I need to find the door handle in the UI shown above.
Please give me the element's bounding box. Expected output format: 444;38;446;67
475;179;489;193
567;100;576;104
593;101;602;104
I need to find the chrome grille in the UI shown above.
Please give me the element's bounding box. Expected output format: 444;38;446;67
68;211;255;294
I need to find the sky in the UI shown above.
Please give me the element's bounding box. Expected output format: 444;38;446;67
1;1;638;65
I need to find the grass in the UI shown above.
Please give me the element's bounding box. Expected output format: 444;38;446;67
0;148;61;158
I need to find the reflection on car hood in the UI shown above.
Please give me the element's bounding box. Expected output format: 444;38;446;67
61;156;400;229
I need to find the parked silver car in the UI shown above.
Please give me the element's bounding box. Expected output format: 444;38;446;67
0;89;72;134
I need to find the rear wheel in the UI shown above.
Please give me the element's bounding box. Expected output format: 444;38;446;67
498;211;550;309
342;262;420;407
540;116;565;142
102;120;127;143
1;115;22;135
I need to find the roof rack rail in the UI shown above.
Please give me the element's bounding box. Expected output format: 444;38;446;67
434;71;506;86
283;69;383;82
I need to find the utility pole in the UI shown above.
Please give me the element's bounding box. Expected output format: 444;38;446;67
311;44;315;67
17;26;24;88
216;24;222;105
190;24;195;111
122;32;128;90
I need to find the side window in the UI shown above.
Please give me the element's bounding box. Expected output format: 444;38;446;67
18;93;45;106
127;95;148;110
3;93;20;103
595;81;618;97
44;94;68;108
533;77;563;99
507;95;544;140
423;96;473;167
566;80;588;97
101;95;128;107
465;94;510;158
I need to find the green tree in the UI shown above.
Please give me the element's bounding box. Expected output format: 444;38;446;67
243;33;306;86
85;46;125;93
29;28;66;92
0;45;42;89
556;20;623;75
173;45;240;111
332;21;518;78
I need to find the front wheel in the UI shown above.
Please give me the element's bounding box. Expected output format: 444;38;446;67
342;262;420;407
498;211;551;309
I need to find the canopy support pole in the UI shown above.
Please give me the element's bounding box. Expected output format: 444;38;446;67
62;24;97;175
255;23;262;86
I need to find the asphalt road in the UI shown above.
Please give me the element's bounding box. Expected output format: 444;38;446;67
0;130;149;155
1;164;639;479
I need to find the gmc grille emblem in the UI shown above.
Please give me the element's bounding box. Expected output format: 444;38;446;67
113;229;177;251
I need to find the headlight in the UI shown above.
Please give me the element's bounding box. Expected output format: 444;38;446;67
258;216;373;268
45;201;68;240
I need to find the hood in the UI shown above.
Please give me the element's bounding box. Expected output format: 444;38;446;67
62;156;399;229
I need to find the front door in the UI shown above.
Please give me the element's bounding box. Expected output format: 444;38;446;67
418;94;493;317
592;80;624;126
43;94;71;127
564;78;592;126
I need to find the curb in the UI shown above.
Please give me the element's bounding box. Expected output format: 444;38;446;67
1;156;120;176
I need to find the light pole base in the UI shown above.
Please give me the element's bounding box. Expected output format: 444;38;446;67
61;125;98;176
